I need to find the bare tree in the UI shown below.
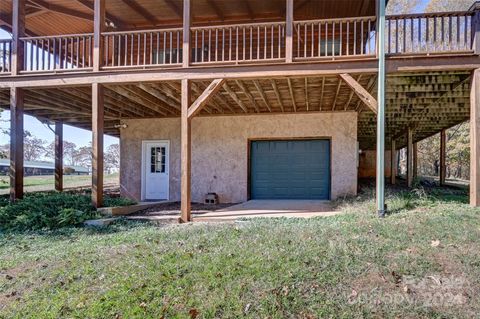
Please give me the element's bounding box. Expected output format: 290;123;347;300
387;0;422;14
24;131;48;161
105;144;120;174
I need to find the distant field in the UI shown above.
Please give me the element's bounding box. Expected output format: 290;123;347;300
0;173;119;194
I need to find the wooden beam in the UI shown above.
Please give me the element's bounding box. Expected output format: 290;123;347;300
112;86;170;116
345;75;362;110
407;126;414;188
75;0;124;28
223;83;248;113
305;78;309;111
440;129;446;186
180;79;191;222
332;78;342;111
55;122;63;192
11;0;26;76
472;8;480;54
413;142;418;179
5;57;480;89
390;139;396;185
93;0;105;72
206;0;224;20
253;80;272;112
182;0;191;68
188;79;225;118
319;76;325;111
244;0;254;19
119;0;157;25
236;80;260;113
9;87;24;202
28;0;94;21
92;83;104;208
471;68;480;206
165;0;182;18
270;79;284;112
137;83;180;111
193;82;229;113
285;0;293;63
340;73;378;114
287;78;297;112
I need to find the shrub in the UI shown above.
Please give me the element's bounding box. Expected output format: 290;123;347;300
0;192;135;232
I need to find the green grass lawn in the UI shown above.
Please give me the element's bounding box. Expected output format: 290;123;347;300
1;185;480;318
0;173;119;194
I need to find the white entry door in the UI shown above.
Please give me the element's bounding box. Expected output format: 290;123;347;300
143;141;169;200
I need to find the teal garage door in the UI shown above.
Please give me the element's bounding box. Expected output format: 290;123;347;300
250;139;331;200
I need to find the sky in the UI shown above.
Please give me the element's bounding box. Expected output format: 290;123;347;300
0;29;118;156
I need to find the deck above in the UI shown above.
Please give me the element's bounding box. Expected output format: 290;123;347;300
0;11;478;77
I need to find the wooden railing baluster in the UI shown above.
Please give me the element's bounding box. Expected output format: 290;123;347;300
8;11;477;74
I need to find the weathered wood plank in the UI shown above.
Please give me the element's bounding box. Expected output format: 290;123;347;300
188;78;225;118
181;79;192;222
55;122;63;192
223;83;248;113
11;0;26;76
9;87;24;202
285;0;293;63
391;139;396;185
407;126;414;188
182;0;191;68
93;0;105;72
92;83;104;208
440;129;446;186
340;73;378;114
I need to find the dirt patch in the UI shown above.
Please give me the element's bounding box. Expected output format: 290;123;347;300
132;202;236;217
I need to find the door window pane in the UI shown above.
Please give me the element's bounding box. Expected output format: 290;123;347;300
150;147;166;173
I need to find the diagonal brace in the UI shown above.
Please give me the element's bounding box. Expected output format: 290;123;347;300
188;79;225;118
340;73;378;114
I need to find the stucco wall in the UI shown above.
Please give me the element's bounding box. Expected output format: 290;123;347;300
120;112;358;203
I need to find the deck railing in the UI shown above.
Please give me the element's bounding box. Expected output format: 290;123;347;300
5;11;478;74
294;16;377;60
102;28;183;68
191;21;286;64
385;12;474;55
0;40;12;74
21;34;93;72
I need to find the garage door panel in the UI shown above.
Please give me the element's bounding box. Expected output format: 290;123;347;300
251;139;331;200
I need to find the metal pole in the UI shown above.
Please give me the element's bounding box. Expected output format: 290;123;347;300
376;0;386;217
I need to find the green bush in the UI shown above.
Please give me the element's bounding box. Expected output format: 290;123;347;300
0;192;135;232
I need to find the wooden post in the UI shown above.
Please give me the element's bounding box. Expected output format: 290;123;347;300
440;129;446;186
413;142;418;179
92;83;104;208
182;0;191;68
11;0;25;76
93;0;105;72
390;139;396;185
472;5;480;54
470;69;480;207
55;122;63;192
285;0;293;63
407;127;414;188
181;79;192;222
10;87;24;202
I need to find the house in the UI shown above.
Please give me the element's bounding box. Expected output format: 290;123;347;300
0;159;89;176
0;0;479;222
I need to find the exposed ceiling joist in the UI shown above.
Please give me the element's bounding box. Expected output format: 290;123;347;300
119;0;158;25
28;0;94;21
